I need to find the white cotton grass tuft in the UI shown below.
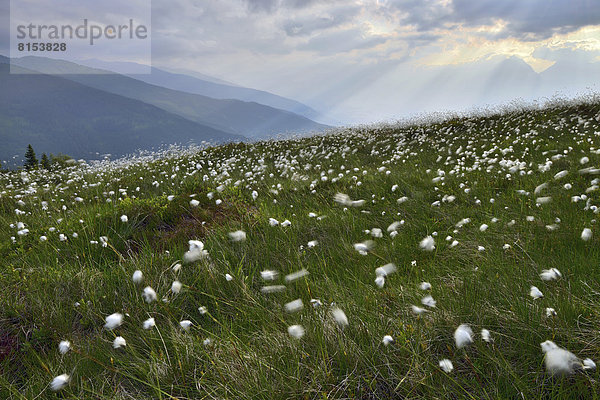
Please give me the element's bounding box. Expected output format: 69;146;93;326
546;307;557;317
104;313;123;330
261;285;286;293
143;317;155;330
534;182;548;195
411;305;427;315
481;329;492;343
287;324;305;339
132;270;143;284
180;320;192;331
58;340;71;355
530;286;544;299
454;324;473;349
583;358;597;370
439;359;454;373
171;280;182;294
375;263;397;277
331;308;349;327
353;240;375;255
50;374;70;391
581;228;592;241
382;335;394;346
228;230;247;242
554;170;568;180
419;235;435;251
183;240;209;263
285;268;309;282
113;336;126;349
421;295;436;308
540;340;581;375
260;270;278;281
142;286;157;303
284;299;304;313
540;268;562;281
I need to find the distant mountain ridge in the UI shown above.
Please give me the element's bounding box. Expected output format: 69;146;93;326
9;56;330;140
78;59;325;123
0;58;243;165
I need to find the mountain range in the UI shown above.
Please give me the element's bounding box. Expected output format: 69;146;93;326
0;55;330;166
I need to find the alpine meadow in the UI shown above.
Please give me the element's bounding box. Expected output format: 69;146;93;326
1;97;600;399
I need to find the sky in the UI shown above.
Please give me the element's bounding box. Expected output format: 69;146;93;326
2;0;600;123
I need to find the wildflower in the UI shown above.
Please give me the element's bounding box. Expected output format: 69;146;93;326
353;240;374;255
132;270;143;284
58;340;71;355
50;374;70;391
113;336;126;349
180;320;192;331
554;170;568;180
419;236;435;251
546;307;557;317
203;338;212;346
331;308;348;327
252;190;258;200
581;228;592;241
142;286;157;303
260;270;278;281
104;313;123;330
310;299;322;307
284;299;303;313
228;230;246;242
411;305;427;315
481;329;492;343
454;324;473;349
420;282;431;290
198;306;208;315
375;263;397;277
382;335;394;346
285;269;309;283
143;317;155;330
530;286;543;299
540;268;561;281
268;218;279;226
583;358;597;370
281;219;292;227
421;295;436;308
261;285;286;293
120;215;128;222
288;325;305;339
190;199;200;207
225;273;233;281
439;359;454;373
479;224;488;232
184;240;209;263
534;182;548;195
540;340;580;375
171;281;182;294
370;228;383;238
307;240;318;248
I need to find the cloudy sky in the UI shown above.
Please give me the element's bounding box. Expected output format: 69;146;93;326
3;0;600;123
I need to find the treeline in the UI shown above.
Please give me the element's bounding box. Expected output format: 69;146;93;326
21;144;73;171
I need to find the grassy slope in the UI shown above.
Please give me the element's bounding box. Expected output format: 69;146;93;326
1;99;600;399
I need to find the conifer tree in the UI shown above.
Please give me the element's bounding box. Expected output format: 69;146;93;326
24;144;38;170
41;153;51;170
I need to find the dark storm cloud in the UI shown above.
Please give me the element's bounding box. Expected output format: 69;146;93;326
387;0;600;40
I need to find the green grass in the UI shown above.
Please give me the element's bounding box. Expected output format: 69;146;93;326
1;98;600;399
